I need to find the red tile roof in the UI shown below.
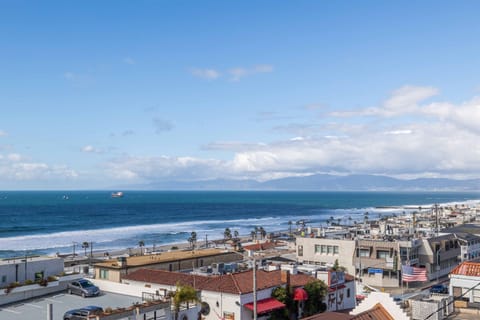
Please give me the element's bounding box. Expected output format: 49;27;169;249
450;261;480;277
351;303;394;320
123;269;210;288
243;242;278;251
302;312;352;320
123;268;318;295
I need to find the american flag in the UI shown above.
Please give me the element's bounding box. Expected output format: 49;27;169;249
402;265;428;282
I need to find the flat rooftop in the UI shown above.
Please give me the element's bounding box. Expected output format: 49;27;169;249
0;255;62;266
95;248;236;269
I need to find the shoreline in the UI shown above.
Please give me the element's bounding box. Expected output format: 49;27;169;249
1;194;479;260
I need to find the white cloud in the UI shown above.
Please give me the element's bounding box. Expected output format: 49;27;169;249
0;154;78;182
190;68;221;80
228;64;274;81
0;130;7;137
105;155;227;181
190;64;274;81
81;145;103;153
331;85;439;118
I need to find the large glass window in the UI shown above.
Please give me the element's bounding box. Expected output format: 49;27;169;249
333;246;339;255
298;245;303;257
315;245;321;254
99;269;109;279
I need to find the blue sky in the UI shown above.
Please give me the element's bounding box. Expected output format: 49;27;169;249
1;1;480;189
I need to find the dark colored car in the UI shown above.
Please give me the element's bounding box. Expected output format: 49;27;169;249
67;279;100;297
63;306;103;320
430;284;448;294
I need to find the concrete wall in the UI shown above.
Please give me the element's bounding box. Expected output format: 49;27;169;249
0;274;81;306
0;257;64;287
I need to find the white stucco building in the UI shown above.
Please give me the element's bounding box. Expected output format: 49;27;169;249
122;268;320;320
0;256;63;287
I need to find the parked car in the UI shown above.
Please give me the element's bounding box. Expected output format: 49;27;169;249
430;284;448;294
63;306;103;320
67;279;100;297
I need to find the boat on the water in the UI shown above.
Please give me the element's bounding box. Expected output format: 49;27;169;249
111;191;124;198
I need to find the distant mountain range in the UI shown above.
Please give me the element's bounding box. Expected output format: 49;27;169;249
126;174;480;191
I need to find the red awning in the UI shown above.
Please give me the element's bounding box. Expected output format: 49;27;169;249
244;298;286;314
328;284;346;292
293;288;309;301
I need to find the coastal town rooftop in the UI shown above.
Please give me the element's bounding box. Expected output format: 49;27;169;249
0;255;62;266
94;248;235;269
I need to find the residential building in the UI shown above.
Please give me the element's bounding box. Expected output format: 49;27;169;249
419;233;461;281
449;261;480;303
0;256;63;287
122;268;318;320
296;237;356;276
94;248;243;282
316;270;356;312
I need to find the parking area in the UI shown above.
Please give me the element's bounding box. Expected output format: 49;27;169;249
0;290;141;320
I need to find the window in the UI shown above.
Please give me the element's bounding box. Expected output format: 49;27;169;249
99;269;109;279
333;246;339;255
315;245;321;254
1;275;6;283
359;249;370;257
298;245;303;256
321;245;327;254
327;246;333;254
35;271;44;281
347;288;350;298
376;250;389;259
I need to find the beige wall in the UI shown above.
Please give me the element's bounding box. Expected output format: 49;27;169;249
296;237;356;275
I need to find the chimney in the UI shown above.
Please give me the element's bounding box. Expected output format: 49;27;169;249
281;270;291;291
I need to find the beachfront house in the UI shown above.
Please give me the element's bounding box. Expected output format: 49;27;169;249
0;255;63;287
93;248;243;282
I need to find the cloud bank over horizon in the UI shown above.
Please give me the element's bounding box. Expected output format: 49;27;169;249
2;85;480;189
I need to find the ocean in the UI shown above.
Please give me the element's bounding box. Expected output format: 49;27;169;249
0;191;479;258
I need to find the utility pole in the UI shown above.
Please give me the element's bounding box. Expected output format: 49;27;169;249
434;204;439;236
253;256;257;320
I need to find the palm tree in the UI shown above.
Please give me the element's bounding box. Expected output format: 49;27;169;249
336;218;341;226
138;240;145;255
348;216;352;226
82;242;89;257
188;231;197;250
250;230;256;240
223;228;232;243
259;227;266;240
173;284;199;320
233;230;239;240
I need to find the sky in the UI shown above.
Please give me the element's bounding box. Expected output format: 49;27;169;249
1;1;480;189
